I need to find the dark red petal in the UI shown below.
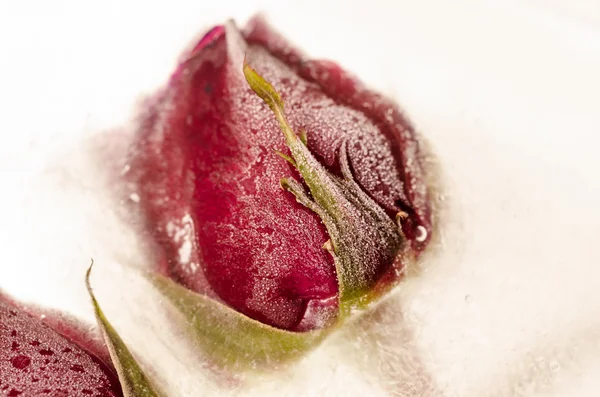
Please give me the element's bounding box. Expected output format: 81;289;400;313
0;297;122;396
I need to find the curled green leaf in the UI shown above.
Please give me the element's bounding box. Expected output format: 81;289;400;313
86;263;166;397
149;273;329;370
243;62;407;316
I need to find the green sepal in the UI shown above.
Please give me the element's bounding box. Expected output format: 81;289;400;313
243;61;406;317
148;273;330;370
86;264;166;397
274;149;297;167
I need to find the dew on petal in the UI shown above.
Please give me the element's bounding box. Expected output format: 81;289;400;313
10;355;31;370
0;298;122;396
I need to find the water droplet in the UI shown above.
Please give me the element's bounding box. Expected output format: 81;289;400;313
465;294;473;303
415;225;428;242
120;164;131;175
10;355;31;369
129;193;141;203
39;349;54;356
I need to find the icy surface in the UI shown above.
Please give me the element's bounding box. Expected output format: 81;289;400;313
1;1;600;396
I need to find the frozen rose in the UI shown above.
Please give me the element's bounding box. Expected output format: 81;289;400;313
129;17;432;332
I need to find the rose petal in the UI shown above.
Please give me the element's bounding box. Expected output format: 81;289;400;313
0;295;122;397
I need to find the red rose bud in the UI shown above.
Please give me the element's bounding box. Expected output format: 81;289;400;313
0;295;123;396
129;18;432;333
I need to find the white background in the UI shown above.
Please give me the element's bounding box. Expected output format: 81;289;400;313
1;0;600;396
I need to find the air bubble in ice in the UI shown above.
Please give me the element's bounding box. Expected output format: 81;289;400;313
415;225;427;242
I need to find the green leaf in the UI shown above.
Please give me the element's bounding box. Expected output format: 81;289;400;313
243;61;406;316
86;263;166;397
148;273;329;370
